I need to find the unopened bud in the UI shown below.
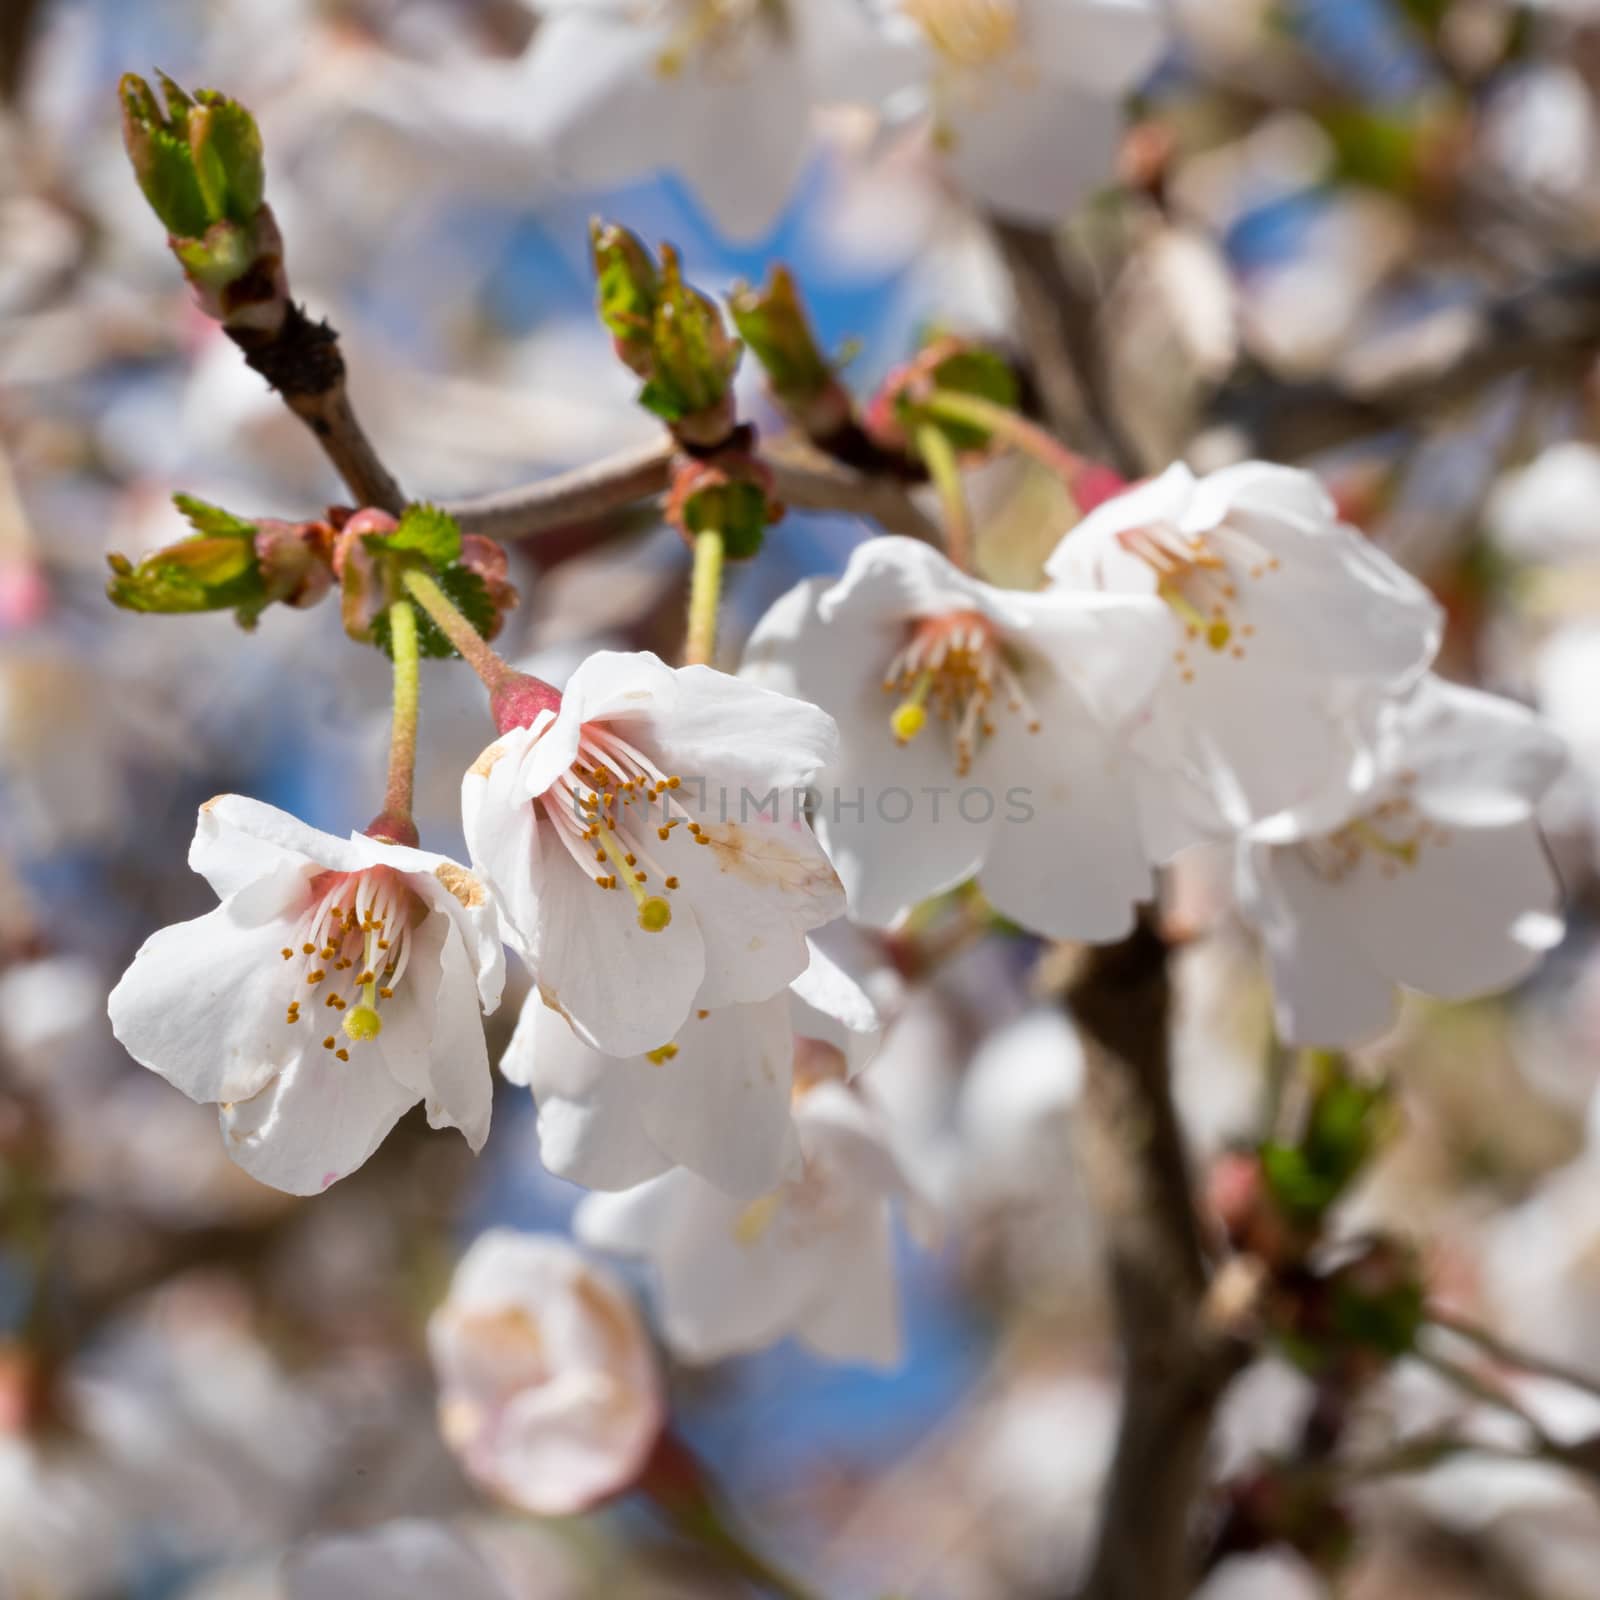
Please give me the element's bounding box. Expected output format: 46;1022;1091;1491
641;245;741;445
591;220;660;378
458;535;518;641
119;72;264;238
729;266;852;438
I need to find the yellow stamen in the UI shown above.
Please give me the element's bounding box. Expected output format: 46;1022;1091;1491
596;821;672;932
733;1190;783;1246
645;1043;679;1065
891;669;934;744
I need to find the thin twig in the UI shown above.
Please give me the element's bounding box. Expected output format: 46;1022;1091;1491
762;438;942;542
446;437;676;540
1429;1309;1600;1406
441;435;942;545
226;302;405;513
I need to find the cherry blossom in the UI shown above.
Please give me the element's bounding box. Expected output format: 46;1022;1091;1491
428;1230;664;1517
462;650;844;1059
862;0;1169;221
1236;677;1566;1047
1045;461;1444;846
577;1080;924;1367
389;0;903;241
741;535;1172;936
107;795;504;1194
504;938;880;1200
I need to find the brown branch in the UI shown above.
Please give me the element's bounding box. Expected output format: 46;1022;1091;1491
1213;259;1600;460
0;0;43;105
444;434;943;546
762;437;942;543
226;302;404;513
1060;918;1249;1600
990;219;1142;478
447;438;675;540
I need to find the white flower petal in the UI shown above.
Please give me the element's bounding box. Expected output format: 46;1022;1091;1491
108;873;309;1107
1239;843;1398;1048
633;995;798;1200
187;793;322;898
979;700;1153;940
944;88;1125;223
1397;678;1567;828
508;995;681;1192
377;911;493;1151
645;664;840;797
793;1204;902;1369
788;939;882;1076
674;798;844;1010
530;844;707;1057
218;1049;419;1195
1340;818;1563;1004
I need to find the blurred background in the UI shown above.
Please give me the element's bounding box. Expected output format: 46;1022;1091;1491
8;1;1600;1596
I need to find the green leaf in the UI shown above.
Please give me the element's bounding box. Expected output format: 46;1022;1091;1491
190;94;264;222
591;220;660;350
118;72;264;239
729;265;833;399
173;491;257;540
107;537;263;620
383;503;462;569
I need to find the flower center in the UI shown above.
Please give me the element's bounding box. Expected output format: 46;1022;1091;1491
903;0;1019;68
539;723;704;932
1116;521;1274;681
882;610;1039;777
279;866;420;1059
1297;784;1446;884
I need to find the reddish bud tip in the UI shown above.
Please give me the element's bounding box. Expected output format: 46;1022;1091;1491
490;672;563;734
364;812;419;850
1070;464;1131;515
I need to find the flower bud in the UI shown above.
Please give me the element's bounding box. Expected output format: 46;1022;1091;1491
428;1230;664;1517
729;265;853;440
119;73;283;330
457;535;517;641
591;220;660;378
119;72;264;238
107;496;335;629
253;518;335;610
332;508;398;643
665;440;782;560
591;231;742;447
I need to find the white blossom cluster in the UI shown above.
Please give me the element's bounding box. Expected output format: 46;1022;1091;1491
102;450;1567;1517
363;0;1171;238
